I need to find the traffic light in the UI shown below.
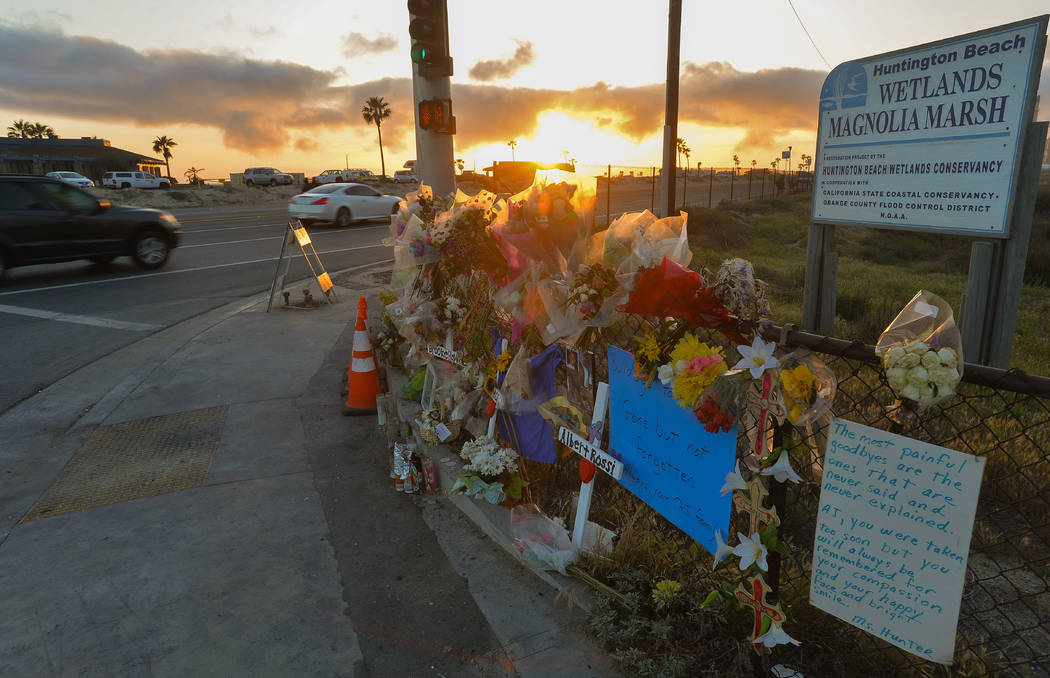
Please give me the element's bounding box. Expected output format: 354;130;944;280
418;98;455;134
408;0;452;78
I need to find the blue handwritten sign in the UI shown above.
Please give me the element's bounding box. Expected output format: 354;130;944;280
607;346;736;554
810;418;985;663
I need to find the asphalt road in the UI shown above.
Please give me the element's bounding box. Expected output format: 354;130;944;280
0;204;392;414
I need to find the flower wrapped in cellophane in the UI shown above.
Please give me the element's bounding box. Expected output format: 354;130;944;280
875;290;963;407
493;170;596;277
777;350;836;426
618;256;743;344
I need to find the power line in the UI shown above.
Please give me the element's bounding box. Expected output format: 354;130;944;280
786;0;832;69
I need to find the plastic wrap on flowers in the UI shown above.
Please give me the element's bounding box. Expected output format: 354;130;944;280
511;504;577;574
494;171;596;276
777;350;836;426
618;257;743;344
565;261;624;329
875;290;964;407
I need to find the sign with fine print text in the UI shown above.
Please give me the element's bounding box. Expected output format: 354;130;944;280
606;346;737;555
809;418;985;663
813;15;1047;236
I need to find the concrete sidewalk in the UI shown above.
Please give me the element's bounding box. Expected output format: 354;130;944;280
0;268;614;677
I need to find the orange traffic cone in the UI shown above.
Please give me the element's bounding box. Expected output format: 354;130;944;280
342;296;381;416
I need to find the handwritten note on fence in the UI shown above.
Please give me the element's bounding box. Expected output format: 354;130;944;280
810;418;985;663
607;346;736;555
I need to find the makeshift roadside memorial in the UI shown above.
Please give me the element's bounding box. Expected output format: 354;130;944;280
876;290;963;408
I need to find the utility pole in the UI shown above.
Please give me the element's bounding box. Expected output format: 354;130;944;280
408;0;455;197
659;0;682;218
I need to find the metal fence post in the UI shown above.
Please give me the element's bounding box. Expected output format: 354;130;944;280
708;167;713;208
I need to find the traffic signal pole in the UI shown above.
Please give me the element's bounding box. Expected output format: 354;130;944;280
408;0;455;198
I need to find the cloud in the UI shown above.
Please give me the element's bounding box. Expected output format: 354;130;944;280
0;24;823;156
341;32;398;58
294;137;319;152
0;24;349;152
468;40;536;81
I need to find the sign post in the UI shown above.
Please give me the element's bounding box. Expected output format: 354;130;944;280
804;16;1047;366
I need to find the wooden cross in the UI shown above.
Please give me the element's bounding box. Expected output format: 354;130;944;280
735;574;786;653
744;371;787;458
732;476;780;534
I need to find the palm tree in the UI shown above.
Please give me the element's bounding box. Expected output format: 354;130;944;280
361;96;392;178
732;154;741;175
507;139;517;161
454;158;465;173
152;135;177;180
30;123;56;138
682;145;691;175
675;137;687;169
6;119;32;138
184;167;205;187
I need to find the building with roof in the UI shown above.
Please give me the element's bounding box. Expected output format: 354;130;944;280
0;137;167;182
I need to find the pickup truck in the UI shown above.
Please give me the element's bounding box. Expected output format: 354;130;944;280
101;171;171;189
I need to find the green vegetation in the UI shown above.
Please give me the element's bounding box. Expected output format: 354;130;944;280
684;185;1050;375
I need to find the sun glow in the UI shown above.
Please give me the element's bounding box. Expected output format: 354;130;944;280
459;111;663;169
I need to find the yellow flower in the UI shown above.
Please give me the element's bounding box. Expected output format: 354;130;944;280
781;365;815;402
635;331;661;363
651;579;682;608
496;350;512;372
781;364;816;423
669;335;727;408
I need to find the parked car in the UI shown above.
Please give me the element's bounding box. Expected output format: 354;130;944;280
101;171;171;189
45;171;95;188
393;170;418;184
344;169;377;183
287;183;401;227
0;174;181;278
243;167;294;186
312;169;345;184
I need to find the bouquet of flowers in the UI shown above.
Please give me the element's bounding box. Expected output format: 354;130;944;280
663;334;729;409
459;435;520;477
566;262;620;324
451;435;527;504
876;290;964;407
707;258;772;334
777;350;836;425
619;257;744;344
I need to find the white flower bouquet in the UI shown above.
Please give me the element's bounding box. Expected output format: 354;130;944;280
876;290;964;407
459;435;519;479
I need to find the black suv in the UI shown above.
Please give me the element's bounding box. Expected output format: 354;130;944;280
0;174;181;278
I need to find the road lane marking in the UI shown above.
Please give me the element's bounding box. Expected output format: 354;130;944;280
0;244;391;297
180;224;387;246
0;303;161;331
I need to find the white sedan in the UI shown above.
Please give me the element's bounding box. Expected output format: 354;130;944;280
288;183;401;227
46;171;95;188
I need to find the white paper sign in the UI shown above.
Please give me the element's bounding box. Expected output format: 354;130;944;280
810;419;985;663
426;343;465;366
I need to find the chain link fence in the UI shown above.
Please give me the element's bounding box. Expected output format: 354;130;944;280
516;314;1050;677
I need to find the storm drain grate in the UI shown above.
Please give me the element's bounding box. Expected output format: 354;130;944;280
20;405;228;523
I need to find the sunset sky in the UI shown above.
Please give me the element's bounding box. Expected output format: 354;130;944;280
0;1;1047;180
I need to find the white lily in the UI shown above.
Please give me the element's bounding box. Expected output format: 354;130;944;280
720;460;748;496
761;451;802;484
754;621;801;648
732;531;769;571
712;529;733;570
734;337;780;379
